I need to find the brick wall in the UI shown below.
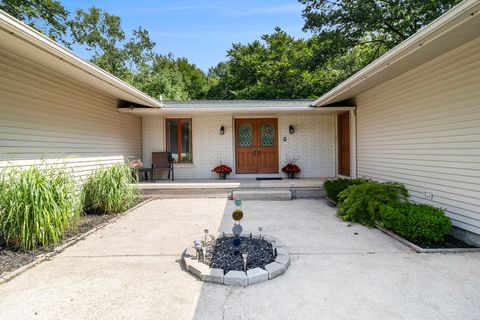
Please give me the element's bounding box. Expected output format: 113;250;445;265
142;114;336;178
278;115;336;177
142;117;164;169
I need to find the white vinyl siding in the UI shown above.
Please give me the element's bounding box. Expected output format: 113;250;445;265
0;47;142;182
356;37;480;235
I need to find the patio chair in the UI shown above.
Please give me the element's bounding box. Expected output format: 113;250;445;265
151;152;174;182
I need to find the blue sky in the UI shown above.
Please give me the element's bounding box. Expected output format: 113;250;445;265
61;0;310;72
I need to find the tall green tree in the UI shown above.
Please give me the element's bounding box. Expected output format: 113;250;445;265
0;0;69;43
69;6;130;78
176;58;211;99
132;53;189;100
206;28;346;99
131;53;210;100
69;6;209;100
299;0;461;62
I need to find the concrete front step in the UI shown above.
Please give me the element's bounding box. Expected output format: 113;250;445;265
141;187;324;199
138;178;326;199
232;190;292;201
141;188;230;199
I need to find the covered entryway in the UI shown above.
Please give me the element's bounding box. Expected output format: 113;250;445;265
121;100;355;179
235;118;278;174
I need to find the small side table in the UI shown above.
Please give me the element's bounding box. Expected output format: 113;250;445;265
138;167;151;182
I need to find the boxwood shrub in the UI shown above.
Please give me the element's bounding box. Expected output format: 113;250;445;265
337;181;408;226
379;203;452;244
324;178;369;203
81;163;139;214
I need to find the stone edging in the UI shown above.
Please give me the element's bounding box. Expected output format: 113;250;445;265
0;198;154;285
377;226;480;253
182;233;290;286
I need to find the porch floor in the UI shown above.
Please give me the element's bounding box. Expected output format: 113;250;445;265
138;177;328;199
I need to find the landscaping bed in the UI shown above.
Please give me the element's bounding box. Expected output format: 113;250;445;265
378;226;479;253
183;233;291;286
202;236;275;273
324;177;480;252
0;213;120;277
419;235;476;249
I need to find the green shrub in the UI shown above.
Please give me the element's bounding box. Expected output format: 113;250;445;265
379;203;452;244
81;163;139;214
0;165;80;250
324;178;369;203
338;181;408;226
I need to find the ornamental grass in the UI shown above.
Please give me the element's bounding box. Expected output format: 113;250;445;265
81;163;139;214
0;164;80;251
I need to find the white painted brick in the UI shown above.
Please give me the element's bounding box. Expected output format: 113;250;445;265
142;114;336;178
279;115;336;178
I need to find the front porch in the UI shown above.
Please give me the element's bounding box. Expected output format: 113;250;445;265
138;177;327;199
119;100;356;180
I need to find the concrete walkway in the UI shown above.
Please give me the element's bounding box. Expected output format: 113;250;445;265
0;199;479;320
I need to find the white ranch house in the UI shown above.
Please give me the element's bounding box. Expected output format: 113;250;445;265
0;0;479;244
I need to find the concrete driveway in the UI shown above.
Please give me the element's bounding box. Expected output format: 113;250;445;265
0;198;479;320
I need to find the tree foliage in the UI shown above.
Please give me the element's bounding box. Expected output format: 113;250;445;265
299;0;461;62
205;28;378;99
69;6;209;100
206;28;328;99
0;0;70;44
3;1;461;101
131;53;209;100
206;0;460;99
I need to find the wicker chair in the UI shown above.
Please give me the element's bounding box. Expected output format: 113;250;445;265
151;152;174;182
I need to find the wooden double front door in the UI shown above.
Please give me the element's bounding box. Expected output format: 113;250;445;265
235;118;278;174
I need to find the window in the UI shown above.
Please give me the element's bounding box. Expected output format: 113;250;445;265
166;119;192;162
238;122;253;147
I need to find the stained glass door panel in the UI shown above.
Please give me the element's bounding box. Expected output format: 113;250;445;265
235;119;258;173
256;119;278;173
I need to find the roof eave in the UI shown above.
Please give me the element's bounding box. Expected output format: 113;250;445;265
118;105;355;115
312;0;480;107
0;10;163;108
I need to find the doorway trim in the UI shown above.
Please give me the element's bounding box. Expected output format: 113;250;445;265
337;112;351;176
234;117;279;174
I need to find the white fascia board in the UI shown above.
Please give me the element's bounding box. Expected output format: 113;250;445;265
312;0;480;107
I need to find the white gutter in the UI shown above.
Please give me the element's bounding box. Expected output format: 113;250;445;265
312;0;480;107
0;10;163;108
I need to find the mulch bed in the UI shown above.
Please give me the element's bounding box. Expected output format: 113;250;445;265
412;234;477;249
201;237;276;273
0;213;121;277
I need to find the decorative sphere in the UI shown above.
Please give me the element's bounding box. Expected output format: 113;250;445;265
232;209;243;221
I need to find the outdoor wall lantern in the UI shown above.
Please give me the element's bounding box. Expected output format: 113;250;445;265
289;125;295;134
220;126;225;135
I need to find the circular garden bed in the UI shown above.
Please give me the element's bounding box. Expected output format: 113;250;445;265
182;233;290;286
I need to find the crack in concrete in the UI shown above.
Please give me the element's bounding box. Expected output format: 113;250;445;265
57;254;181;258
290;251;413;255
57;251;412;259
